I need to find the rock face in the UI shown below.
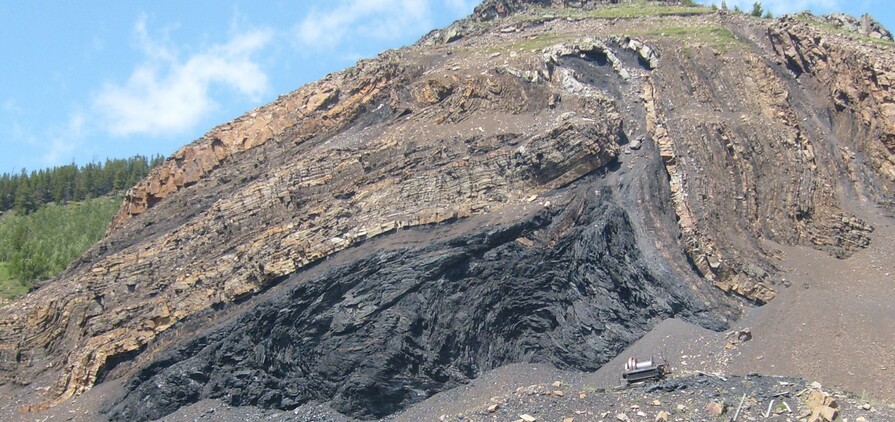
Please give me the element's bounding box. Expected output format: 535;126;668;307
103;182;732;420
1;2;894;421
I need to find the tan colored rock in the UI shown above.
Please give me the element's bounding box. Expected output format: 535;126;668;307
704;401;726;417
0;42;624;410
804;389;840;422
819;406;838;421
1;7;892;416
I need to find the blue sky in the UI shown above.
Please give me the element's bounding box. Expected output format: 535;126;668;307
0;1;891;174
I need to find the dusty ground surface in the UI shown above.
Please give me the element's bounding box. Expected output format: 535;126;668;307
726;208;895;401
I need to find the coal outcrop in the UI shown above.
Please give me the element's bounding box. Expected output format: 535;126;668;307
104;175;732;421
3;1;894;420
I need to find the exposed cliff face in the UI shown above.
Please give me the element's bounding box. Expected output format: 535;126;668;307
1;3;893;421
769;17;895;194
103;179;733;421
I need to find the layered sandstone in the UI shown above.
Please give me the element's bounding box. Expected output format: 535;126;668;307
1;2;893;420
2;39;625;410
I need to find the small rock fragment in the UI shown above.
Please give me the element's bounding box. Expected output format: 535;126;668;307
655;410;671;422
559;111;576;121
820;406;838;421
615;413;629;421
651;399;662;406
552;380;563;387
487;403;500;413
705;402;726;417
804;389;838;421
520;414;537;422
553;390;565;397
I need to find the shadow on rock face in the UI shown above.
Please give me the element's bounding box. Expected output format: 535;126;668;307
102;178;733;421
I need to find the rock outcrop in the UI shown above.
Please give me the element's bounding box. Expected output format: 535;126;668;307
103;181;733;421
820;13;894;41
1;2;893;421
769;16;895;193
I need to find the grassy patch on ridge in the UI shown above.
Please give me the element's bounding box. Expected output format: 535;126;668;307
623;23;742;52
524;1;713;21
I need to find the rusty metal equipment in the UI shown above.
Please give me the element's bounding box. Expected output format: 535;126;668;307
622;356;669;384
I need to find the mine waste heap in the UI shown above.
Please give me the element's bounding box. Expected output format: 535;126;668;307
1;0;894;420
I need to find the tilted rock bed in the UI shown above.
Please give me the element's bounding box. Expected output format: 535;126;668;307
1;1;894;420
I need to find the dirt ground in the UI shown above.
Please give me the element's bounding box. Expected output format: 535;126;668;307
726;208;895;401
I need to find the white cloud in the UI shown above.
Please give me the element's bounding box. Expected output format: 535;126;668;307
41;113;84;165
711;0;841;15
94;16;273;137
295;0;437;49
43;138;77;165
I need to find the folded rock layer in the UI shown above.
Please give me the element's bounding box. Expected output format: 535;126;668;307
1;2;893;420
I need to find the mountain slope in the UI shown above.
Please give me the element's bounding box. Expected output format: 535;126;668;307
1;1;894;420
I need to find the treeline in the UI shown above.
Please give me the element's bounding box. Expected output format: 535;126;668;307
718;1;773;19
0;154;165;214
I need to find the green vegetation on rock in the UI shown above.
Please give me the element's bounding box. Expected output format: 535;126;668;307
626;23;742;52
528;1;712;20
0;262;26;299
0;196;121;298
